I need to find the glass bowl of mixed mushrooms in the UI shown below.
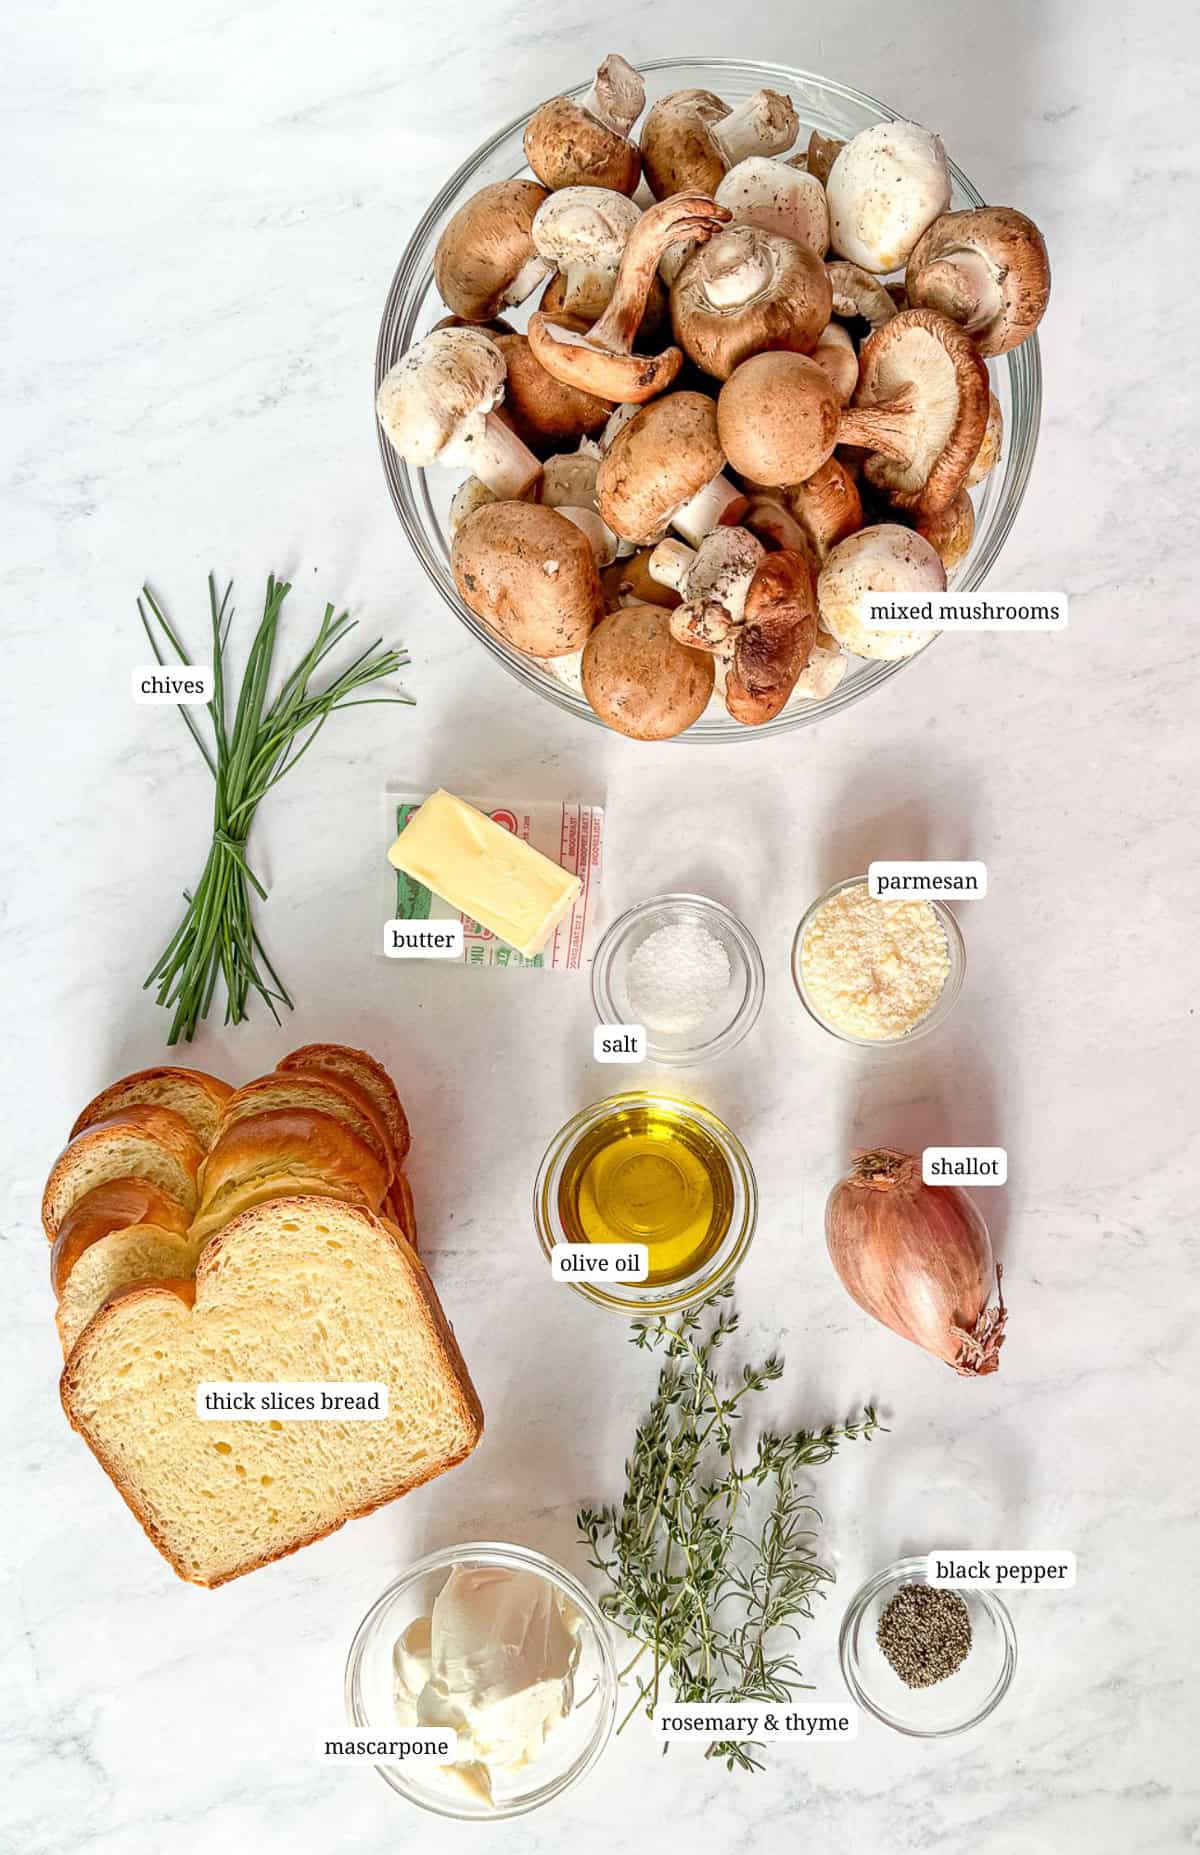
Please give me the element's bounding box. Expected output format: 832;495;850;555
376;56;1046;742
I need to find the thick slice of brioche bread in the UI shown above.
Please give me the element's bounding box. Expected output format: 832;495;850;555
386;1173;418;1252
57;1223;206;1356
188;1173;371;1243
42;1108;205;1239
61;1199;483;1586
194;1109;388;1239
278;1044;411;1166
219;1073;394;1179
51;1178;192;1296
71;1068;233;1149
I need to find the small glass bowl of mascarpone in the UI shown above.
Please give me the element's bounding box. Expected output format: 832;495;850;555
345;1541;619;1819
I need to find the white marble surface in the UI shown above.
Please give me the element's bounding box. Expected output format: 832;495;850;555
2;2;1198;1850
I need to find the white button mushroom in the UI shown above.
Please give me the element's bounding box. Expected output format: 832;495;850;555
714;156;830;254
376;327;542;501
816;523;946;659
826;121;951;274
532;187;643;322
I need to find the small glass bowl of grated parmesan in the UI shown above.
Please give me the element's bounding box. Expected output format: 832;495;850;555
591;894;765;1065
792;876;966;1047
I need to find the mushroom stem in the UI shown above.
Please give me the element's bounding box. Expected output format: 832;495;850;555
671;472;747;547
556;505;619;566
562;258;620;319
694;229;776;309
710;90;798;167
837;389;919;463
589;194;730;355
505;250;556;310
648;538;698;592
582;53;645;136
447;411;543;498
907;248;1002;337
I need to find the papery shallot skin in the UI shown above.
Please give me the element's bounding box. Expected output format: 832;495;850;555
825;1149;1006;1375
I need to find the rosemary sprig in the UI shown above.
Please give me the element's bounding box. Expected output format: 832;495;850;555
579;1287;883;1773
140;573;412;1043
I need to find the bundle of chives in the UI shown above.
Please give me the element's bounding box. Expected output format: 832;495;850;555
139;574;412;1044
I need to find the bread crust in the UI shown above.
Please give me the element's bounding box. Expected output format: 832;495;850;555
42;1107;205;1238
277;1044;411;1166
60;1200;483;1587
196;1108;389;1222
219;1071;396;1179
70;1068;233;1147
51;1178;192;1296
386;1173;419;1252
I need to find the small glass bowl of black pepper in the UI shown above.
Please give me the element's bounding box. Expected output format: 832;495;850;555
839;1556;1017;1737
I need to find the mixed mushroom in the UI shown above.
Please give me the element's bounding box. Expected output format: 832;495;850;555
378;56;1051;739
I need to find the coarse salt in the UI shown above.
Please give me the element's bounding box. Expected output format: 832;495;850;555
626;920;732;1036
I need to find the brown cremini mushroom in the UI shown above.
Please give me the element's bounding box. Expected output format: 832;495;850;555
582;603;714;738
492;332;612;456
596;391;744;547
601;547;682;611
713;156;829;254
376;327;542;499
717;352;840;487
812;321;858;404
640;87;799;199
803;129;844;186
527;194;730;402
451;500;606;656
433;179;552;322
671;226;832;381
906;207;1050;356
724;549;820;724
816;523;945;659
827;121;951;273
838;308;990;514
786;459;864;559
524;55;645;195
914;490;975;571
966;391;1003;487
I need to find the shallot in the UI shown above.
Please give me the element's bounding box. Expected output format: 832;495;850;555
825;1148;1007;1375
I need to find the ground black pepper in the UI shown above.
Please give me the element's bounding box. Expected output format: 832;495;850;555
877;1583;972;1688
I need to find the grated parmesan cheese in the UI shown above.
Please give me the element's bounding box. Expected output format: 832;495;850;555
799;882;950;1040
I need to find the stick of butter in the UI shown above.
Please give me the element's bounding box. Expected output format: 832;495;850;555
387;789;583;959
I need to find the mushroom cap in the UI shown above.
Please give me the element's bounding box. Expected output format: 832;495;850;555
785;457;864;558
914;489;975;571
601;546;683;612
597;391;726;544
812;321;859;404
671;226;833;380
826;120;951;273
376;327;505;466
532;187;642;273
582;603;715;738
492;332;612;456
852;307;989;513
816;523;945;659
526;311;684;403
717;352;840;487
524;97;641;195
966;391;1003;487
639;88;736;199
433;179;550;321
714;157;830;254
451;500;606;657
725;548;820;724
826;261;898;331
540;449;602;510
906;207;1051;356
804;129;844;187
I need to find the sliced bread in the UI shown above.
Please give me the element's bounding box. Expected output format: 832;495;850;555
61;1198;484;1586
218;1073;394;1179
193;1108;389;1241
385;1173;418;1252
42;1108;205;1239
278;1044;411;1166
56;1223;206;1356
71;1068;233;1149
51;1178;192;1296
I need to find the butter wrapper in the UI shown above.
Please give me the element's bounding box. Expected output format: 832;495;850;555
382;791;604;970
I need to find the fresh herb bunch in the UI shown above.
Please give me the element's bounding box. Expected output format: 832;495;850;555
579;1287;882;1773
140;574;412;1043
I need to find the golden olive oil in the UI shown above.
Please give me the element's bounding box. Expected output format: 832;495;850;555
557;1099;733;1285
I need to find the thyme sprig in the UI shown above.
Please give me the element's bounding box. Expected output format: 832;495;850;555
579;1288;883;1773
139;573;412;1043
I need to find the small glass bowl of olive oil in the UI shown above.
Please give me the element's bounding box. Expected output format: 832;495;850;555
533;1091;758;1314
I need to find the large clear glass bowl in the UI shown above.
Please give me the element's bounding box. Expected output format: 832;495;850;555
376;57;1042;741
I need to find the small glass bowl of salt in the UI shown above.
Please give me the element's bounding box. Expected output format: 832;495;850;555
591;894;765;1066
